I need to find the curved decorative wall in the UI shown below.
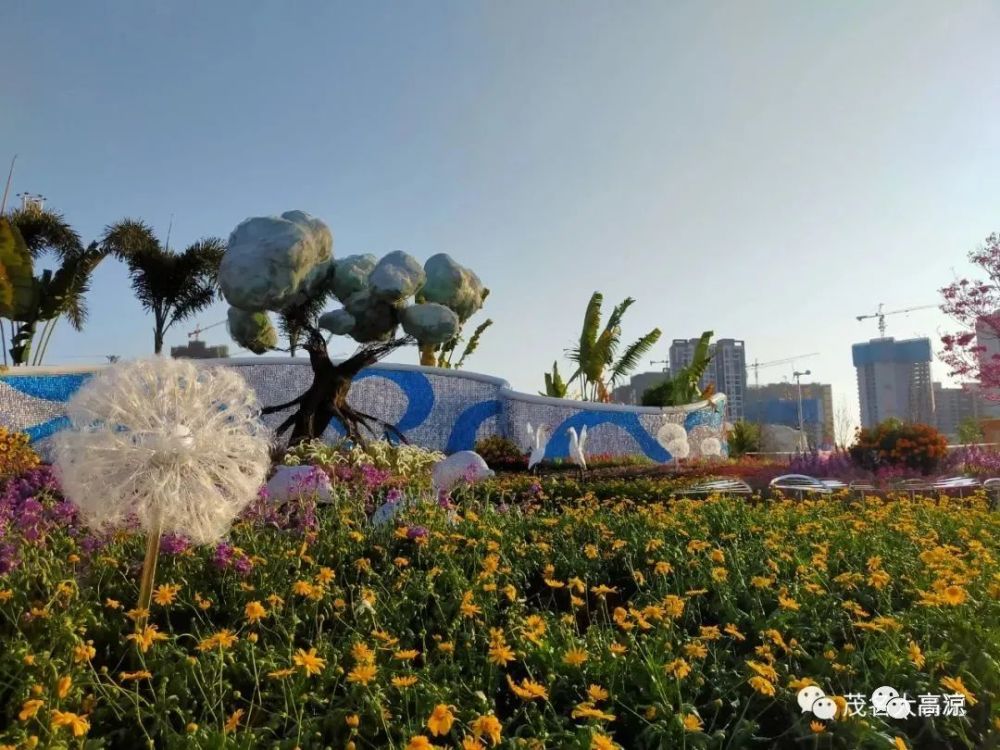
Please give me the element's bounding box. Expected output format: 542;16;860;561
0;359;727;462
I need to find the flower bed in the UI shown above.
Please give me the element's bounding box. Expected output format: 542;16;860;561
1;464;998;749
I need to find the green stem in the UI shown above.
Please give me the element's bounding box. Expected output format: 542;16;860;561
36;316;59;365
31;319;51;365
35;319;52;365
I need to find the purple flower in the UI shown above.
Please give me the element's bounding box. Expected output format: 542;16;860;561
80;535;105;555
0;542;19;574
360;464;391;489
406;525;429;540
212;542;234;570
233;555;253;575
212;541;253;575
160;533;191;556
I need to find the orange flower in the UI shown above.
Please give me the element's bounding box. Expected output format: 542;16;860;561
224;708;244;734
470;714;502;746
426;704;454;736
50;710;90;737
293;647;326;676
19;699;43;722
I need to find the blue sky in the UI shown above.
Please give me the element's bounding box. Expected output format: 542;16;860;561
4;0;999;431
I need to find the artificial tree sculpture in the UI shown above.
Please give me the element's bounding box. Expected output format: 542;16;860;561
218;211;487;449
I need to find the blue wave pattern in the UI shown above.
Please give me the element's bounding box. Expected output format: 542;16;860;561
544;411;671;463
1;367;725;462
4;373;92;402
446;400;501;453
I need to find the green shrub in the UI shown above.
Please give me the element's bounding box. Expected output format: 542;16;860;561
474;436;527;471
727;420;761;458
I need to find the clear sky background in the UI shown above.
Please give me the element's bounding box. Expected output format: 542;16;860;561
4;0;999;435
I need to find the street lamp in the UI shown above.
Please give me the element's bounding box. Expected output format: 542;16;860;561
793;370;811;440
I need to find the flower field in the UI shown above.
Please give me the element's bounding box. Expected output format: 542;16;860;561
1;455;999;749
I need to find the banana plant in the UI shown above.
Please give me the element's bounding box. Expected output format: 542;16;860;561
540;360;568;398
0;217;106;365
641;330;715;406
566;291;662;401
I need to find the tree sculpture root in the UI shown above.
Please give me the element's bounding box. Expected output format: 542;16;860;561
262;327;412;456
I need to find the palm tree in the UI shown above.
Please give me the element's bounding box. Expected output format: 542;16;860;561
102;219;225;354
0;207;106;365
565;292;662;401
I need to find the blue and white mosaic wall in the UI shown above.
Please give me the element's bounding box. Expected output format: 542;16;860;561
0;359;727;462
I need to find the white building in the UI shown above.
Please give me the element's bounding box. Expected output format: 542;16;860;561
669;337;747;421
852;337;934;428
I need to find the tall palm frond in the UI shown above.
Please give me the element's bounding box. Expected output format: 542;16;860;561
58;243;104;331
609;327;662;388
278;293;330;355
8;207;82;260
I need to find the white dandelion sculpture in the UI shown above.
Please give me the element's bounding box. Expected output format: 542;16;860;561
700;436;723;459
53;357;271;625
657;422;690;465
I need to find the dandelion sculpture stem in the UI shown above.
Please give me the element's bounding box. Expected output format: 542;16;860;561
136;515;162;630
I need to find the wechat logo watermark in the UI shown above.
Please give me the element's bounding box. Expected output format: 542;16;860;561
797;685;966;720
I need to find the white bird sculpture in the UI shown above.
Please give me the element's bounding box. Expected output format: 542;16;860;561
526;422;551;473
567;425;588;477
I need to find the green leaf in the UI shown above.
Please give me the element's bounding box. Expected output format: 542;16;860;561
609;327;662;387
0;217;35;319
570;292;603;371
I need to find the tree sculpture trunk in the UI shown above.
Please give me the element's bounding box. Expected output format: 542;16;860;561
262;327;412;453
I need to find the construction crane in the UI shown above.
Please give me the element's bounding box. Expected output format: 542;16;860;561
188;320;227;341
749;353;819;389
856;303;936;338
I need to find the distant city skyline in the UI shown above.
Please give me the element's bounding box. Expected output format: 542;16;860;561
4;0;997;435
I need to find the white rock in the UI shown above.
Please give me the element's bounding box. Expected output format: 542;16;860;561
318;308;356;336
227;307;278;353
266;465;333;504
760;424;808;452
432;450;494;494
331;254;377;301
369;251;426;303
401;303;460;344
220;210;333;312
371;498;403;526
422;253;487;321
